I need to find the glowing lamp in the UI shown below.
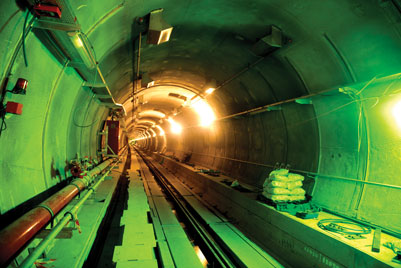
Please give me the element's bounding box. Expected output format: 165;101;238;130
167;118;182;134
191;99;216;127
147;9;173;45
392;99;401;129
155;125;165;136
68;32;95;69
205;88;215;95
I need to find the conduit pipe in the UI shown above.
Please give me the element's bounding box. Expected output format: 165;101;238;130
20;159;120;268
0;158;115;267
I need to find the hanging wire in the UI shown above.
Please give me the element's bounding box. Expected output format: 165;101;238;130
81;31;97;62
0;11;36;137
72;95;100;128
72;32;100;128
22;10;30;67
0;106;6;137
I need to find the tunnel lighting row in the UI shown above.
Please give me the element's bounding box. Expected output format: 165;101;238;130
190;98;216;126
132;86;217;141
167;117;182;134
205;87;215;95
133;88;401;143
132;124;166;142
163;97;216;134
155;125;165;135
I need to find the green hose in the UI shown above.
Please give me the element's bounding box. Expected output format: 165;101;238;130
22;10;30;67
317;219;371;235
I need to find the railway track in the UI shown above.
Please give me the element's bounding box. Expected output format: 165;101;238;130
136;149;282;268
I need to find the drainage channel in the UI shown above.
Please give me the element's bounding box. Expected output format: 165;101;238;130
137;149;247;268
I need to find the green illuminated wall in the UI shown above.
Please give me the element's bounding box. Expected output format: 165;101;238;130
313;76;401;233
0;0;108;213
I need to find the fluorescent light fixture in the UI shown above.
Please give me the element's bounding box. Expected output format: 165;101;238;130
204;79;216;95
134;135;147;141
205;87;215;95
141;73;154;88
147;9;173;45
167;118;182;134
145;131;152;139
136;119;156;126
155;125;165;136
139;110;165;118
68;32;95;69
393;99;401;130
147;81;155;87
148;128;157;138
158;27;173;44
191;99;216;127
73;35;83;47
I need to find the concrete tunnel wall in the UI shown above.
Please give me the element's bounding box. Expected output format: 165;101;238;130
1;0;401;238
0;0;110;216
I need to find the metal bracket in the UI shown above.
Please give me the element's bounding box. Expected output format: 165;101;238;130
37;204;55;228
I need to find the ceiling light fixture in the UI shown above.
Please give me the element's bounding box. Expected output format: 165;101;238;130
191;99;216;127
155;125;165;136
392;99;401;130
204;79;217;95
167;118;182;134
141;73;154;88
147;8;173;45
68;32;95;69
205;87;215;95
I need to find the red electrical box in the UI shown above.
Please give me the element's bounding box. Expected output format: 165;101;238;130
34;3;62;19
6;102;23;115
106;120;119;155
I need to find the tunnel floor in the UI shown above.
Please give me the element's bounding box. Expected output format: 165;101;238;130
83;150;280;267
7;147;399;267
74;148;400;268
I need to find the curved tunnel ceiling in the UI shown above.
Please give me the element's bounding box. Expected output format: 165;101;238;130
74;0;401;139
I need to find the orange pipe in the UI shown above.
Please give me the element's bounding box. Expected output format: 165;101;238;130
0;157;115;266
0;180;86;266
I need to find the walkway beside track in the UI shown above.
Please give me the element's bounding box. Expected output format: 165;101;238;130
113;153;203;268
136;150;282;268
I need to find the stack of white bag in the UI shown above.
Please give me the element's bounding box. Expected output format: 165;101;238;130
262;169;306;202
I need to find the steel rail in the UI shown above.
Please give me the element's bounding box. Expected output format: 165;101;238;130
137;150;238;268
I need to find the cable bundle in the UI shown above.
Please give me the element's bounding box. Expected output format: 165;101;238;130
317;219;371;235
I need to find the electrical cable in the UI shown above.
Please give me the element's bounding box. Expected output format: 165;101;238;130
0;104;7;137
22;10;30;67
317;219;371;235
72;32;100;128
81;32;97;62
0;11;35;138
72;98;100;128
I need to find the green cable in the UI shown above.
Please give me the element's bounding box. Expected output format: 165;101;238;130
317;219;371;235
22;10;30;67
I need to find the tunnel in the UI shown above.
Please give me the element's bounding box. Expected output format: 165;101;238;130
1;0;401;267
